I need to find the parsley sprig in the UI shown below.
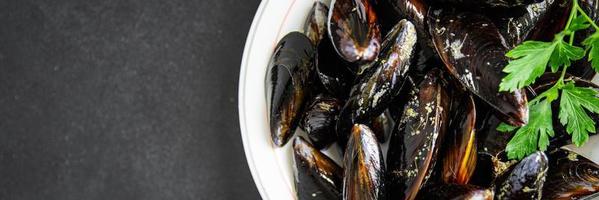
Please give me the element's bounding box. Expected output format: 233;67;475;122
498;0;599;160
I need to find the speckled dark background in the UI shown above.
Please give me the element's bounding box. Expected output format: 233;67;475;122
0;0;261;199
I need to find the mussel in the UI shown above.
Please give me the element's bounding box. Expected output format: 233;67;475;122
266;32;316;147
343;124;386;200
416;184;494;200
328;0;382;65
442;94;477;184
428;8;529;127
470;107;517;187
293;137;343;200
304;2;329;45
542;150;599;199
369;109;394;143
494;151;548;200
337;19;417;147
490;0;561;48
387;69;450;200
300;94;343;149
316;35;356;98
426;0;542;8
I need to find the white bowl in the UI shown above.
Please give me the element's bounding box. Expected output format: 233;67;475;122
238;1;599;199
238;0;328;199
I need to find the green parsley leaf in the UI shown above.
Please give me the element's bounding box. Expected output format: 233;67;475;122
496;123;517;132
583;32;599;72
506;100;555;160
549;40;585;72
568;15;591;32
559;82;599;146
500;41;556;92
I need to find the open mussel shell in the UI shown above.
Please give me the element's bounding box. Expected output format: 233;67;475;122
266;32;316;147
428;8;529;127
442;94;477;184
293;137;343;200
387;69;450;200
336;19;417;147
343;124;386;200
328;0;381;65
426;0;542;8
300;94;343;149
304;1;329;45
543;150;599;199
416;184;494;200
495;151;548;200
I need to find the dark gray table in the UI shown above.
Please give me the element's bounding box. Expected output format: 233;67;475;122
0;0;261;199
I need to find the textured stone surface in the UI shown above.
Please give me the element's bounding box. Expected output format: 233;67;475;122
0;0;260;199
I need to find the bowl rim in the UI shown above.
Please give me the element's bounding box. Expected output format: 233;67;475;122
238;0;270;198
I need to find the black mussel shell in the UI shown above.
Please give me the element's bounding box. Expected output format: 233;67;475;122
336;19;417;147
489;0;561;48
428;8;529;127
442;94;477;184
528;0;570;42
316;35;356;98
304;2;329;45
328;0;382;65
376;0;438;77
426;0;542;8
266;32;316;147
470;104;517;187
495;151;548;200
387;69;450;200
293;137;343;200
343;124;386;200
300;94;343;149
543;150;599;199
416;184;494;200
369;109;394;143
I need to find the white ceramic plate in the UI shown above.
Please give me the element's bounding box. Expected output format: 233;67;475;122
238;0;327;199
238;1;599;199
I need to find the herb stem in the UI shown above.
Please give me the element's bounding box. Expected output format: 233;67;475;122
576;6;599;30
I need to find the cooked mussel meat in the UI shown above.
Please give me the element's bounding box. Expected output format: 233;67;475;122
442;94;477;184
336;19;417;147
387;69;450;200
428;8;529;126
416;184;494;200
293;137;343;200
328;0;382;65
304;1;329;45
542;150;599;199
267;32;316;147
300;94;343;149
495;151;548;200
343;124;386;200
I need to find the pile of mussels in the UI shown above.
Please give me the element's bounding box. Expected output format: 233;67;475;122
265;0;599;199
